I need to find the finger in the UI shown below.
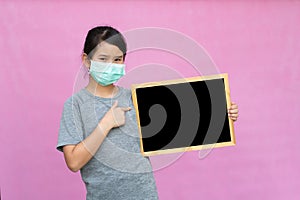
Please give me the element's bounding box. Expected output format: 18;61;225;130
229;109;238;114
231;117;237;122
112;100;118;108
228;113;237;119
121;107;132;112
230;113;239;118
229;104;238;109
228;112;238;116
229;113;238;119
232;104;238;109
228;105;238;112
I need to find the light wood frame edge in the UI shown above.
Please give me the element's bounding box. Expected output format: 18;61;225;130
131;88;145;155
142;141;235;156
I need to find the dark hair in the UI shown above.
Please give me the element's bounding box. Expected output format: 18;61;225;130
83;26;127;60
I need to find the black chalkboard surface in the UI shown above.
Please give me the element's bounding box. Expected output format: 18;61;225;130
131;73;235;156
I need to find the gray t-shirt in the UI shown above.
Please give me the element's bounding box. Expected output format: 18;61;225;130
56;86;158;200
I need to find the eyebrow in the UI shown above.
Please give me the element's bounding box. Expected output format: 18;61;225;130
98;54;123;58
98;54;108;57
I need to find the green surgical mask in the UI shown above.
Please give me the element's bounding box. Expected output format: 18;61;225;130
89;60;125;86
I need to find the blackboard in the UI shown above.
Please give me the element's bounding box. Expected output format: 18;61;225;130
131;73;235;156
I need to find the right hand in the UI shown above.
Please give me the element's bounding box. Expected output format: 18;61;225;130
102;100;131;129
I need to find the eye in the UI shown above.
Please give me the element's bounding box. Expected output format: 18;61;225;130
115;58;122;62
99;57;106;61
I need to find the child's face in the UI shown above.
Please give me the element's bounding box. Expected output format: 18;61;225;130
91;41;124;64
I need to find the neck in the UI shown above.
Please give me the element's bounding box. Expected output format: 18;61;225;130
85;77;118;98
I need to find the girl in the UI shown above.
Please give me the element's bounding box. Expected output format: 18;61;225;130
56;26;239;200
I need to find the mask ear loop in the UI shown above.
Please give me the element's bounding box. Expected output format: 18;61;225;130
82;60;90;80
82;53;92;79
86;57;92;75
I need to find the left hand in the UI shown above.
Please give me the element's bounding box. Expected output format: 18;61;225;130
228;102;239;122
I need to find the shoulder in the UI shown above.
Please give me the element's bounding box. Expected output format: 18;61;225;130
63;88;92;109
118;86;132;100
120;86;131;95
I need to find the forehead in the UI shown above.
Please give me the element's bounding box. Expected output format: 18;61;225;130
93;41;123;56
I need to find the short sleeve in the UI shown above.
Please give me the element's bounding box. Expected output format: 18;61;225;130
56;97;84;152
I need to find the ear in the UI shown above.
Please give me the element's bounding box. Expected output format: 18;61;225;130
82;53;91;69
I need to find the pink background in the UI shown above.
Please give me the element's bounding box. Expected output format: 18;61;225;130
1;1;300;199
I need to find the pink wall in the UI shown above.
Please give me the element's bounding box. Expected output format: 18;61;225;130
1;1;300;199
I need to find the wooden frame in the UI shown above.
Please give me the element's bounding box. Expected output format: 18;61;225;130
131;73;236;156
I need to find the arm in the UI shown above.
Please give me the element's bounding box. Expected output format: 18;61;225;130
63;101;131;172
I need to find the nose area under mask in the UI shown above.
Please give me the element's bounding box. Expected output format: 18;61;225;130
88;60;126;86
